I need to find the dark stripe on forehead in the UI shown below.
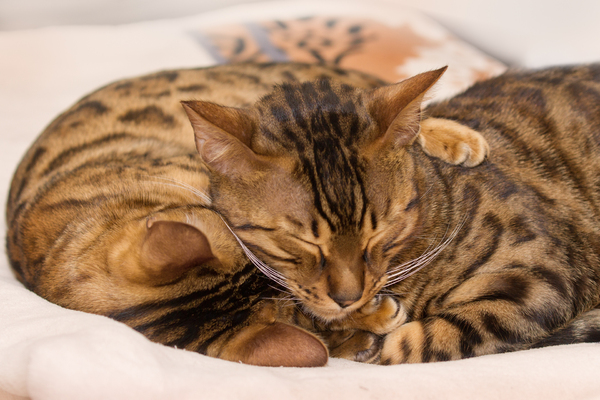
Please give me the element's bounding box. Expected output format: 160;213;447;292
298;81;320;109
353;155;369;229
311;219;320;238
282;127;305;152
261;79;369;232
300;155;335;231
291;81;367;231
312;136;366;232
270;105;289;123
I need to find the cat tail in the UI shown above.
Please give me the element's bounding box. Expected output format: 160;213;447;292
531;306;600;348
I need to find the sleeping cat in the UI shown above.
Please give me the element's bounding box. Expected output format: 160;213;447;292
180;63;600;364
9;62;600;366
6;62;487;367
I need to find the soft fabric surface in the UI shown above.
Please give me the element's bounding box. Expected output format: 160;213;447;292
0;1;597;399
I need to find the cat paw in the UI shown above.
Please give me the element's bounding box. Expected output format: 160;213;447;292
328;330;383;363
418;118;489;167
327;296;407;335
291;296;407;363
356;296;407;335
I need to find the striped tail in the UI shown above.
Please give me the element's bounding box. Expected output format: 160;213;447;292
532;306;600;348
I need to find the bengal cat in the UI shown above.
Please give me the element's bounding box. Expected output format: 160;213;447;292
6;62;486;367
180;63;600;364
8;62;600;367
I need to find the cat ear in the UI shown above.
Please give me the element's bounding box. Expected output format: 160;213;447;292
181;101;259;176
139;219;214;285
365;67;447;150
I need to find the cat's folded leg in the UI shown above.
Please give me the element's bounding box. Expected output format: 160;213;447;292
216;320;329;367
212;300;329;367
377;271;568;364
418;118;489;167
110;211;328;367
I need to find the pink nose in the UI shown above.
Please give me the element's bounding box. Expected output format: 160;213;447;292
329;291;362;308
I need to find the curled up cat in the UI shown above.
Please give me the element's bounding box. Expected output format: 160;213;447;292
7;62;600;367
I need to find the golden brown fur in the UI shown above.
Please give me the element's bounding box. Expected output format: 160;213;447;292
181;64;600;363
6;62;486;366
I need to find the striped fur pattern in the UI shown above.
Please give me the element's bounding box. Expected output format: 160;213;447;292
10;61;599;366
6;62;486;367
388;64;600;363
182;64;600;364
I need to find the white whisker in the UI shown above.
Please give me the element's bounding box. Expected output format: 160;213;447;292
266;283;293;295
384;233;439;280
419;183;434;202
261;295;299;304
384;216;466;287
140;175;211;204
219;216;291;290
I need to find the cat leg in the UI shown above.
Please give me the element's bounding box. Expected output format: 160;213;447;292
418;118;489;167
377;271;571;364
107;211;328;367
212;300;328;367
217;321;328;367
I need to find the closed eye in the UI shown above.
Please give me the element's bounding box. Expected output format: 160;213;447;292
363;248;370;265
319;247;326;270
287;233;324;269
245;241;303;265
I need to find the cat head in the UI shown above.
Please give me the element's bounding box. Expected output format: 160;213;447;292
182;67;446;321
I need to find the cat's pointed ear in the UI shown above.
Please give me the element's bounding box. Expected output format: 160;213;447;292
139;219;215;285
181;101;259;176
365;67;447;150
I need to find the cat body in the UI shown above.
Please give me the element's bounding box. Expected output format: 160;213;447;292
7;61;600;366
8;62;483;366
7;63;387;366
181;63;600;364
394;65;600;362
378;65;600;362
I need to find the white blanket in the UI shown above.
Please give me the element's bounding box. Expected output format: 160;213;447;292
1;2;598;399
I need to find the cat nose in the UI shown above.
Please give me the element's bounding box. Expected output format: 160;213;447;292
329;292;362;308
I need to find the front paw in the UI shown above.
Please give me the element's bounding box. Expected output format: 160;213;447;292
355;296;407;335
328;330;383;363
418;118;489;167
328;296;408;335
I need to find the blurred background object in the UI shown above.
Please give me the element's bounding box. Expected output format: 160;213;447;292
0;0;599;67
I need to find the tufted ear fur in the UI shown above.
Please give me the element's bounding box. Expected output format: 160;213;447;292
220;322;328;367
365;67;447;152
138;219;215;285
182;101;262;177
